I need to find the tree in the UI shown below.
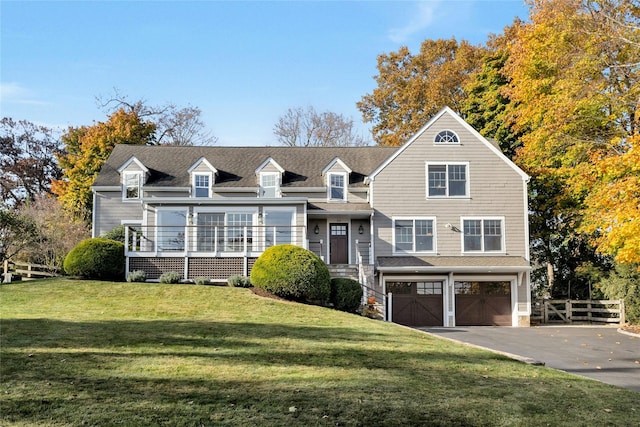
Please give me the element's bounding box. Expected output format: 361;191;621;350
97;91;217;146
52;109;156;221
0;118;62;207
16;195;90;271
0;209;38;264
357;38;486;146
504;0;640;269
462;22;525;159
273;106;368;147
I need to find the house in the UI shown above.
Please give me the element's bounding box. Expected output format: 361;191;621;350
92;107;531;327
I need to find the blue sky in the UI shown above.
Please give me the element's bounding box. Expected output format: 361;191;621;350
1;1;529;146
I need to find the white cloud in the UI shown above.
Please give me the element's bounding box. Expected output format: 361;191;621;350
388;1;440;44
0;82;48;106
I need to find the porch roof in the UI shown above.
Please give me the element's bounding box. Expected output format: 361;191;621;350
377;256;531;273
307;202;373;217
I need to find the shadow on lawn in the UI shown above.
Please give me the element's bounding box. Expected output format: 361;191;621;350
2;319;637;426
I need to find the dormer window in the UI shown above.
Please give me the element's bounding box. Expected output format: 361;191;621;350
188;157;217;199
259;172;280;198
123;172;142;200
118;156;148;201
434;130;459;144
328;173;346;201
193;173;212;198
322;158;351;202
255;157;284;199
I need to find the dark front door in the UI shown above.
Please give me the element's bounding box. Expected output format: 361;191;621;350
330;223;348;264
388;281;444;327
455;281;512;326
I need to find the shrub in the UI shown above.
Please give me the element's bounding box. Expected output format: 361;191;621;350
330;278;363;313
127;270;147;283
63;238;125;280
227;275;252;288
597;263;640;324
250;244;330;302
194;277;209;285
102;225;125;243
159;271;182;284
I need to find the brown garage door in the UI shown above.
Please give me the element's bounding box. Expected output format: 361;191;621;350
455;281;511;326
388;281;443;327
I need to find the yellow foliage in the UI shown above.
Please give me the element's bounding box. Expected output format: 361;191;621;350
52;109;155;221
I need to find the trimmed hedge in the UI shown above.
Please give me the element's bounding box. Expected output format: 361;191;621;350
330;278;363;313
63;238;125;280
250;244;330;302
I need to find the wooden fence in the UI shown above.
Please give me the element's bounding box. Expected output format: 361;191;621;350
531;299;625;325
2;260;60;282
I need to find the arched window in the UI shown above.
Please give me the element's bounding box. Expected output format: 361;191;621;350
434;130;459;144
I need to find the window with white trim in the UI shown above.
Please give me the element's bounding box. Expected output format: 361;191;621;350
394;218;435;253
328;173;346;201
427;163;468;197
193;173;211;198
259;173;280;198
463;218;504;252
123;172;142;200
157;209;187;251
434;130;459;144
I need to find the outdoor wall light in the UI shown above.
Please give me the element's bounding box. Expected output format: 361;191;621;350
358;224;364;234
314;224;320;234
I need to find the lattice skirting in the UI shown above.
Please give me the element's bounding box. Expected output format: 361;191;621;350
128;257;259;281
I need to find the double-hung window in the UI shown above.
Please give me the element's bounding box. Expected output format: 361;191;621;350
260;173;279;198
123;172;142;200
193;173;211;198
463;218;504;252
394;218;435;253
329;173;346;201
427;163;468;197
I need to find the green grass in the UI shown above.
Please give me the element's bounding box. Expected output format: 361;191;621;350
1;279;638;426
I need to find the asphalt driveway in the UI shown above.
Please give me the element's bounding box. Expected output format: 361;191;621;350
420;325;640;392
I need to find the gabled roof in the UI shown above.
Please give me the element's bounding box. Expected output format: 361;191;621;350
321;157;352;175
368;107;529;182
117;156;148;174
93;145;397;189
188;157;218;174
255;157;285;175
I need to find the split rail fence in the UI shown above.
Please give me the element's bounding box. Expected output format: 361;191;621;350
531;299;625;325
2;260;60;282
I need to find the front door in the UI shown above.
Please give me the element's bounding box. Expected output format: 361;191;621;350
330;223;348;264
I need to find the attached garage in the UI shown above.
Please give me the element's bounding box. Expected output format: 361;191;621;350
378;256;531;327
388;281;443;326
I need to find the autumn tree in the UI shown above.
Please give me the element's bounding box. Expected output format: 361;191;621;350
97;91;217;146
52;109;156;221
0;209;38;264
358;38;486;146
17;195;90;271
273;106;369;147
0;118;62;207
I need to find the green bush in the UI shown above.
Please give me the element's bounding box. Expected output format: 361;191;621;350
127;270;147;282
159;271;182;284
250;244;330;302
194;277;209;285
63;238;125;280
228;275;252;288
330;278;363;313
597;263;640;324
102;225;125;243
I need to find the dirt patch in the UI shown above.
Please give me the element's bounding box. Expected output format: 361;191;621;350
251;286;288;301
621;324;640;336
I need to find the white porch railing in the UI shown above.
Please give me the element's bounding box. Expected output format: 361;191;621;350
125;225;307;256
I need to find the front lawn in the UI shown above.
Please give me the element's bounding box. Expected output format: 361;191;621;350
1;279;638;426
